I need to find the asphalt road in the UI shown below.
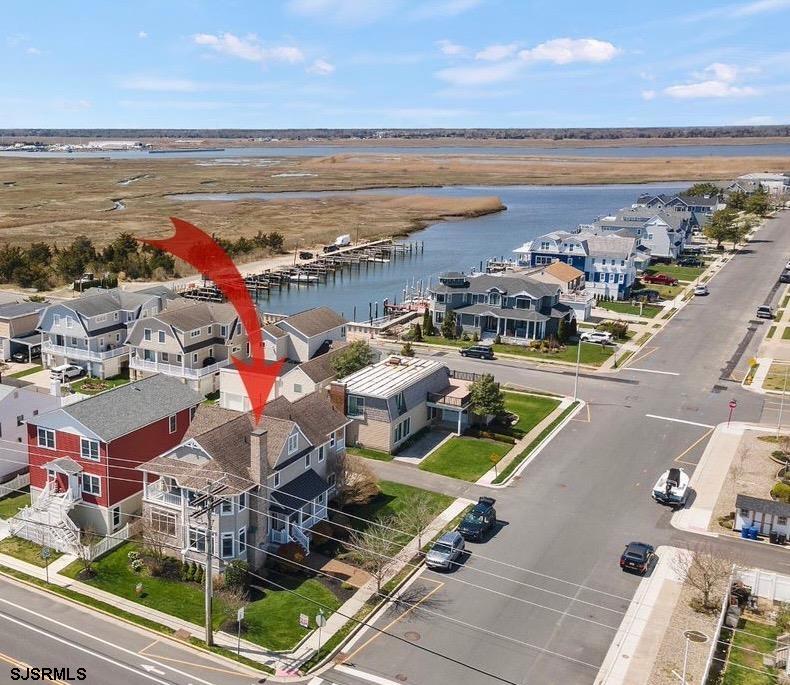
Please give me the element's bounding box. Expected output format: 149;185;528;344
331;210;790;685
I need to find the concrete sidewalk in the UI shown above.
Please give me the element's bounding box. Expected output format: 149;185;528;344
594;546;685;685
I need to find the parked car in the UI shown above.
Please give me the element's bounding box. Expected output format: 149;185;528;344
693;284;709;296
49;364;83;381
756;305;775;320
780;271;790;284
642;273;679;286
579;331;613;344
678;257;703;267
457;497;497;541
460;344;494;360
425;531;465;571
633;289;661;303
322;244;340;254
785;260;790;270
298;251;314;260
619;542;655;575
11;350;31;363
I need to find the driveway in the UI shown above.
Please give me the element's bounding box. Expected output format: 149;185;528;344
394;428;453;464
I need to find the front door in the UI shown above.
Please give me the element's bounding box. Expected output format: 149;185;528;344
53;472;68;493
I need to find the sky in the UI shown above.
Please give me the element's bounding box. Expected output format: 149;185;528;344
1;0;789;129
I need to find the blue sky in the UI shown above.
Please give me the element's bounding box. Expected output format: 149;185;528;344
2;0;789;129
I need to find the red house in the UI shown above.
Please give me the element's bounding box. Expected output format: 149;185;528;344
16;375;202;552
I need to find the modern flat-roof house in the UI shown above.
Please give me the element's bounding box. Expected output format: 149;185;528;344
331;355;475;452
263;307;347;363
13;375;202;554
126;299;254;395
140;391;349;570
220;341;349;409
428;271;573;342
735;493;790;538
514;230;639;300
0;384;61;480
734;173;790;196
0;301;47;362
38;287;175;379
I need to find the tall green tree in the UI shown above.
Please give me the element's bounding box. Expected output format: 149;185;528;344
745;188;770;216
727;190;747;211
331;340;375;378
422;308;435;336
686;182;720;197
469;373;506;420
703;209;737;249
440;310;457;339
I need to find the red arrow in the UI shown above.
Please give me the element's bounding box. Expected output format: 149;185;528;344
140;218;284;422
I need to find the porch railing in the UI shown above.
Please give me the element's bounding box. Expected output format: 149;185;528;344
42;341;128;362
0;472;29;498
291;525;310;552
143;480;183;508
427;391;470;407
448;369;482;382
130;356;231;379
270;528;289;545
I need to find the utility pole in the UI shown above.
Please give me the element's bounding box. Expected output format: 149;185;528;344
778;365;789;438
573;338;582;400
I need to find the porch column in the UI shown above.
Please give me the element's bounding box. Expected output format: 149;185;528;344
457;410;462;436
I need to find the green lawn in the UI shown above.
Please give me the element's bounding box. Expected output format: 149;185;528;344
0;536;63;567
419;437;510;482
783;328;790;340
722;619;778;685
421;336;614;367
347;446;393;461
0;489;30;519
504;392;560;439
61;542;343;651
645;264;705;282
764;363;790;392
596;300;661;318
71;370;130;395
9;364;43;378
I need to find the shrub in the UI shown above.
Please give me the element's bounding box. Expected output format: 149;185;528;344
472;331;480;342
400;341;415;357
148;556;181;580
128;550;140;561
597;320;629;340
461;332;470;341
131;559;145;573
310;520;335;547
195;564;204;584
224;560;249;592
329;512;352;539
274;542;307;574
772;482;790;503
494;334;502;345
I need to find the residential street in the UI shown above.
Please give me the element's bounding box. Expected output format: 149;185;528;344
328;210;790;685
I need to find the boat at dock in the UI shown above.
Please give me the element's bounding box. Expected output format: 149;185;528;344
289;273;319;283
149;147;225;154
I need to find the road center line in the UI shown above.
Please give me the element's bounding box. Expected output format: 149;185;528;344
645;414;714;428
627;367;680;376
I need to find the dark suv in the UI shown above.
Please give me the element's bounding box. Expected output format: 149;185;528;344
619;542;655;575
457;497;497;541
460;344;494;360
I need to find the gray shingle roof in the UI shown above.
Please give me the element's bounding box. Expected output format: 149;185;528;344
736;493;790;518
432;273;559;298
583;234;637;259
68;288;155;317
51;375;202;442
278;307;347;338
454;303;549;322
265;391;349;446
0;302;47;319
154;301;240;330
294;343;348;383
270;469;330;513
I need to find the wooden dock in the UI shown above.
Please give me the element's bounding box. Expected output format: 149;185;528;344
174;238;424;303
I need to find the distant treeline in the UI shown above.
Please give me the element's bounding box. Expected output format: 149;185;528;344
2;126;789;140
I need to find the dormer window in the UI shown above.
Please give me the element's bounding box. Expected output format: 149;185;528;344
220;325;228;337
287;433;298;454
144;329;152;341
158;331;165;343
190;329;200;338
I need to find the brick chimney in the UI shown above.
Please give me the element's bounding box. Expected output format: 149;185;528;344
249;425;268;570
250;426;268;485
328;381;347;416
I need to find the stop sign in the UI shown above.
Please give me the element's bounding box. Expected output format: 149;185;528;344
729;399;737;409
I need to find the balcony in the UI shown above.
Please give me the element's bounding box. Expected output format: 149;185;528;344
42;341;128;362
427;380;472;409
561;290;595;304
130;356;231;379
143;480;184;508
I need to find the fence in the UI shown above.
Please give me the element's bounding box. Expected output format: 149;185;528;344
735;567;790;602
84;520;138;561
0;472;29;498
701;572;733;685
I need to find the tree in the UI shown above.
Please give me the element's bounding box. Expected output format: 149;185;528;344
422;308;435;336
727;190;747;211
331;452;380;508
74;529;100;577
412;323;422;342
26;242;52;265
557;319;568;343
400;341;415;357
440;310;457;339
686;182;720;197
745;188;770;217
343;516;401;592
732;215;758;245
331;340;375;378
266;232;285;253
214;586;248;633
397;493;438;550
671;545;736;612
55;236;96;279
470;373;505;420
141;515;171;562
703;208;737;249
0;245;25;282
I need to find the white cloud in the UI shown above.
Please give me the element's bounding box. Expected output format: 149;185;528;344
119;76;199;92
138;31;148;39
641;89;656;100
25;47;41;55
307;58;335;75
410;0;483;19
731;0;790;16
437;39;465;56
435;60;523;86
475;43;518;61
287;0;398;25
663;62;758;98
519;38;619;64
193;33;304;65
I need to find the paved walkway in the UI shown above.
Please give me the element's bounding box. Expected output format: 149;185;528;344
594;546;685;685
366;458;493;499
477;396;574;485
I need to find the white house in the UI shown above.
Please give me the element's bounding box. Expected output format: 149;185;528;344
735;173;790;196
263;307;347;363
735;493;790;538
585;207;690;260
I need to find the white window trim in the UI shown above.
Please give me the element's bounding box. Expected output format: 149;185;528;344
80;438;100;461
144;328;152;341
273;472;281;488
37;427;56;450
168;414;177;434
304;452;311;469
82;474;101;496
287;433;298;454
318;445;325;462
221;498;233;515
221;532;234;559
238;526;247;554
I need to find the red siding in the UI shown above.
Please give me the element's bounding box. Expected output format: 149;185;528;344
27;406;195;509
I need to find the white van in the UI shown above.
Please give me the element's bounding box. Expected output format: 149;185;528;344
50;364;83;381
334;234;352;247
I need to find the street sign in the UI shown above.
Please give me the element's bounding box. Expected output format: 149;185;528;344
237;607;245;622
316;612;326;628
729;399;737;409
40;547;51;559
299;613;309;628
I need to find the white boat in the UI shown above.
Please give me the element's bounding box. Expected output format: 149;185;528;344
652;467;690;505
289;273;319;283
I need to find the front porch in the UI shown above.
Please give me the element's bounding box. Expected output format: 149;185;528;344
427;378;473;435
268;471;332;554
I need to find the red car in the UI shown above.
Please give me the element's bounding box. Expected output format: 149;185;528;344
642;273;678;286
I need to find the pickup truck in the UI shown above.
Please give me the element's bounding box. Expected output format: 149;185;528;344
642;273;679;286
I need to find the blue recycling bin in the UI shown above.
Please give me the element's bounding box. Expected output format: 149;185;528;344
749;527;760;539
741;527;750;539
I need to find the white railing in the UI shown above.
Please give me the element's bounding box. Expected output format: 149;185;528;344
0;472;29;498
270;528;289;545
130;356;231;379
42;341;128;362
143;481;183;508
561;291;595;304
84;522;133;561
291;525;310;552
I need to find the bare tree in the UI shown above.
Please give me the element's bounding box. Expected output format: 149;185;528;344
75;529;100;577
672;544;736;612
396;493;437;550
214;585;248;633
342;516;401;592
140;515;171;562
332;452;380;508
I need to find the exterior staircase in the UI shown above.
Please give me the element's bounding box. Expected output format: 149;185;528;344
9;482;83;555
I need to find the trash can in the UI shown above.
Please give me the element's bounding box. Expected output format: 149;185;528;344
750;527;760;539
770;530;780;544
780;534;787;545
741;527;750;539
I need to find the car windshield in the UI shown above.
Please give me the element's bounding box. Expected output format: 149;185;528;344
625;551;645;560
432;543;452;554
464;513;485;524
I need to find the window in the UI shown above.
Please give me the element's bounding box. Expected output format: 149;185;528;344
273;472;281;488
161;352;169;362
113;312;119;321
318;445;325;462
37;427;55;449
287;433;298;454
435;311;443;323
394;417;411;443
96;314;107;323
82;474;101;496
177;354;182;363
347;395;365;417
190;329;200;338
158;331;165;343
602;259;607;265
16;415;24;427
192;353;198;364
330;432;336;448
245;342;250;356
151;510;176;536
206;326;212;335
620;260;625;266
293;383;303;394
190;406;197;420
779;516;788;526
220;325;228;337
238;527;247;554
81;438;100;461
304;451;311;469
238;492;246;511
340;326;346;337
236;322;243;335
395;391;406;415
189;527;206;553
144;329;152;341
54;314;60;326
71;337;77;346
221;498;233;515
65;317;73;329
740;508;750;517
115;333;121;343
168;415;177;434
112;507;121;528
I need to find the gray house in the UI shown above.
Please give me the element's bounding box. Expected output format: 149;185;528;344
126;300;254;395
0;302;47;362
428;272;572;343
263;307;347;363
139;391;350;572
38;287;175;378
